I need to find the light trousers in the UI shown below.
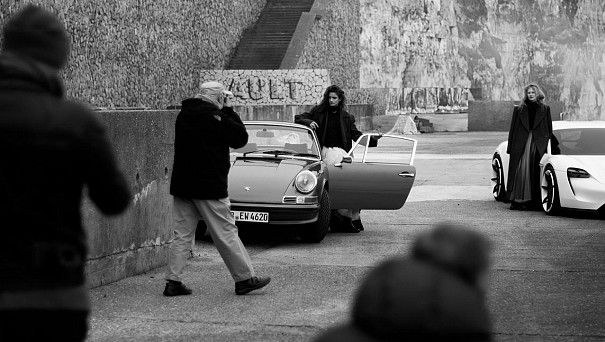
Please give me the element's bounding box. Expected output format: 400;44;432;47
165;196;254;283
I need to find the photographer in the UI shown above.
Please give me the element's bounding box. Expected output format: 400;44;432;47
164;81;271;296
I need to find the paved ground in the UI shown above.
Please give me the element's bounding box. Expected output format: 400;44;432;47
87;131;605;341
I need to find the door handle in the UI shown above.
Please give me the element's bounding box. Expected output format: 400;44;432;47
398;172;415;177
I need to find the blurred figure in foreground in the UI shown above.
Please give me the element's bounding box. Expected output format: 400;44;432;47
0;5;132;341
314;222;493;341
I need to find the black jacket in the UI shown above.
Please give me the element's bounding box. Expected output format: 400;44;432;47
295;106;376;151
0;54;131;295
170;98;248;199
506;102;552;192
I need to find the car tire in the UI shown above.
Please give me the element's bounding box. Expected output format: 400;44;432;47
542;165;561;215
300;190;331;243
491;154;506;201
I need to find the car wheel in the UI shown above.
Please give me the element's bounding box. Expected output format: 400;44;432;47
300;190;331;243
491;154;506;201
541;165;561;215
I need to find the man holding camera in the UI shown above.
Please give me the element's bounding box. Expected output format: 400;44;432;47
164;81;271;296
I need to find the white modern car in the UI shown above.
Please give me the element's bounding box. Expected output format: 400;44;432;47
491;121;605;216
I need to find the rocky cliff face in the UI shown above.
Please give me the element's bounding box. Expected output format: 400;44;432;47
360;0;605;120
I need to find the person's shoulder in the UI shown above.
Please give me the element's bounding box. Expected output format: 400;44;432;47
63;101;101;124
54;100;106;136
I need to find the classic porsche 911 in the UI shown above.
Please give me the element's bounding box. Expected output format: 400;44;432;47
491;120;605;216
218;121;417;242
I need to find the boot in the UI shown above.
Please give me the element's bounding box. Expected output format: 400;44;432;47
341;216;361;233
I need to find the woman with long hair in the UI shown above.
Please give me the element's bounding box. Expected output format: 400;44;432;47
506;83;553;210
295;85;377;232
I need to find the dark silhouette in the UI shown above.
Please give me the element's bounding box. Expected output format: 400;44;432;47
0;5;131;341
314;222;493;341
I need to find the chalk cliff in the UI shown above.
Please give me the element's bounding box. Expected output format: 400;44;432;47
360;0;605;120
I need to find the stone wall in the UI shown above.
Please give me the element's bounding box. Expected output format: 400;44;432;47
0;0;267;109
295;0;360;89
359;0;605;121
199;69;331;106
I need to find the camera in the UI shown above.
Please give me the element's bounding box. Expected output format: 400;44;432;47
223;90;234;104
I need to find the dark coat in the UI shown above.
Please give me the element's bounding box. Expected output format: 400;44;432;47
170;99;248;200
314;258;492;341
295;106;376;151
0;55;131;296
506;102;552;192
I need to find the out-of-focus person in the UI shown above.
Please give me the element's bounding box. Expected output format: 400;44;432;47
314;222;493;341
0;5;131;341
163;81;270;297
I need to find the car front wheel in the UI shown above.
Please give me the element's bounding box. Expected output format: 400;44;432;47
491;154;506;201
300;190;331;243
541;165;561;215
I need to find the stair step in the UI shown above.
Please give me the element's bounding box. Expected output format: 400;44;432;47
227;0;316;69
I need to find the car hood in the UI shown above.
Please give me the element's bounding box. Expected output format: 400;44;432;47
553;155;605;182
228;157;310;203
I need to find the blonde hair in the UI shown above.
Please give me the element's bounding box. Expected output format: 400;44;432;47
522;83;545;104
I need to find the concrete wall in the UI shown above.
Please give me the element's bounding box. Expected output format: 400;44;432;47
468;101;564;131
84;104;373;287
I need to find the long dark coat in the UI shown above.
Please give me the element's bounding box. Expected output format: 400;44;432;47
170;99;248;200
0;55;132;298
506;102;552;197
295;107;376;151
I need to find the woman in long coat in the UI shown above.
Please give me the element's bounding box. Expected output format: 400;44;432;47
506;83;553;210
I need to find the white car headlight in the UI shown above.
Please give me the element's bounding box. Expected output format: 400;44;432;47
294;170;317;194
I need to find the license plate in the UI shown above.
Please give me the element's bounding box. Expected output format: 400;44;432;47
231;211;269;223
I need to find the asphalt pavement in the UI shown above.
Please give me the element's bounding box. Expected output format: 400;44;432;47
86;131;605;342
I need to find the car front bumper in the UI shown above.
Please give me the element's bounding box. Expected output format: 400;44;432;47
230;202;321;225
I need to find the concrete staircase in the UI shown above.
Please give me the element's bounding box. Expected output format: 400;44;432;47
227;0;315;70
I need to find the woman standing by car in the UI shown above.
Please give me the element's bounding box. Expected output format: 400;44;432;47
506;83;553;210
295;85;377;233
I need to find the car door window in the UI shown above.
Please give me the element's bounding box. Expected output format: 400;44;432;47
348;133;417;165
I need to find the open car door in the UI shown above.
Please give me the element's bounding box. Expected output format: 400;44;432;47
328;133;417;210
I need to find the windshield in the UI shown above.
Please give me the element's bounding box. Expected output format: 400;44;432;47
231;124;320;157
552;128;605;155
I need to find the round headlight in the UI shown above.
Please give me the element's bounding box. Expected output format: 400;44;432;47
295;170;317;194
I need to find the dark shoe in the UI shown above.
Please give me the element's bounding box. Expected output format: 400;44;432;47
341;217;361;233
352;219;364;231
510;201;528;210
235;276;271;295
163;281;192;296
